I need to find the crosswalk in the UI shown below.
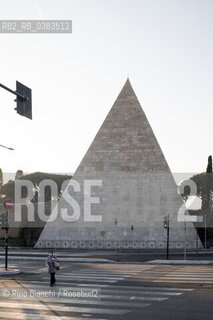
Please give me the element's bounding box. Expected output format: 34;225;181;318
0;265;193;320
84;264;213;284
152;265;213;284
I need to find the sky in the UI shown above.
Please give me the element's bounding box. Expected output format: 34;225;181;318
0;0;212;176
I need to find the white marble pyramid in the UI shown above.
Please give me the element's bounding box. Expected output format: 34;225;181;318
36;80;201;249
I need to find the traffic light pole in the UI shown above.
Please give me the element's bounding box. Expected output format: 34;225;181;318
167;218;170;260
0;144;14;151
5;227;8;270
5;210;9;270
0;83;27;100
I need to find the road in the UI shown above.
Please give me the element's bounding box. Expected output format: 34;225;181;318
0;260;213;319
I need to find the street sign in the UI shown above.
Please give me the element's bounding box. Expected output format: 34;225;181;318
4;198;14;210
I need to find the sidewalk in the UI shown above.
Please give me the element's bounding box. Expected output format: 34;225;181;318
146;260;213;265
0;265;20;275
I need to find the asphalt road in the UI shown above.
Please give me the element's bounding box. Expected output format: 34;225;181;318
0;260;213;319
1;248;213;263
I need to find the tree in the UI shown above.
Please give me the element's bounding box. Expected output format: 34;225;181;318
179;156;213;248
0;171;72;246
15;170;24;180
206;155;212;173
0;180;15;200
0;168;3;187
0;172;72;202
180;156;213;211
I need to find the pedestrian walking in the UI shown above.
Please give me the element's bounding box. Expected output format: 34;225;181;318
45;250;59;286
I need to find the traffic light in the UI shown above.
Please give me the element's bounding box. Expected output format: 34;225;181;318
0;213;5;229
163;216;168;229
0;81;32;120
15;81;32;119
0;213;8;229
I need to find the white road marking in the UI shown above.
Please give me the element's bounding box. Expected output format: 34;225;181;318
61;272;130;278
94;289;183;296
18;280;194;291
20;281;111;288
0;301;132;315
42;277;117;283
0;310;106;320
154;279;213;283
129;296;168;301
0;299;150;310
55;275;125;280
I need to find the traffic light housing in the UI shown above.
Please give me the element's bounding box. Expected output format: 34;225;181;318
0;213;5;229
15;81;32;119
0;213;8;229
164;216;168;229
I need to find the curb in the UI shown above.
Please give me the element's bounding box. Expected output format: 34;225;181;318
0;269;21;275
0;256;115;263
146;260;213;265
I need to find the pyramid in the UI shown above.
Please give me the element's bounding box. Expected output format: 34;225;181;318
36;79;201;249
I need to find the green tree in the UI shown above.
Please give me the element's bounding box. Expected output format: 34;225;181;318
179;156;213;248
0;172;72;246
0;168;3;187
15;170;24;180
180;156;213;211
206;155;212;173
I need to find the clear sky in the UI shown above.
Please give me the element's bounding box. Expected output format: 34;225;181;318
0;0;212;175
